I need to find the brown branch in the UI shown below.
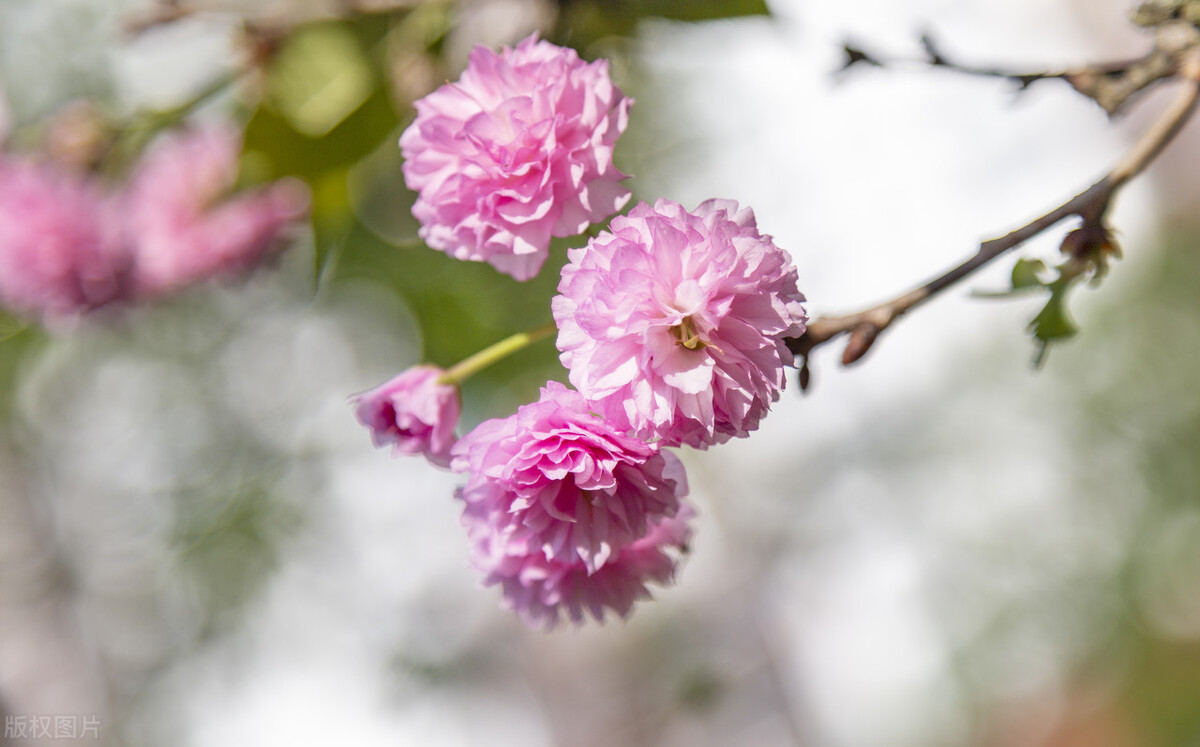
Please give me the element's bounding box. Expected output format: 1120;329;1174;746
790;45;1200;373
844;21;1200;116
1073;20;1200;115
915;32;1085;91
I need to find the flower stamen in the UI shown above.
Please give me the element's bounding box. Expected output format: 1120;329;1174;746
670;316;706;350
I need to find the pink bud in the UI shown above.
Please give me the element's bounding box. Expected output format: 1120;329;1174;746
352;366;462;468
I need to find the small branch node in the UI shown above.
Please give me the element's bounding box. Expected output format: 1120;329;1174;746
841;322;880;366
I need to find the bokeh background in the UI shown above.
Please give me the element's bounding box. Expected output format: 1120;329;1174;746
1;0;1199;745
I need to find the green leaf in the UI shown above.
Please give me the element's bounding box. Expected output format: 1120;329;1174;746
1030;293;1079;342
328;219;571;422
635;0;770;22
1028;281;1079;367
267;23;377;137
1011;258;1049;289
244;78;401;280
0;317;43;420
554;0;769;51
972;258;1051;298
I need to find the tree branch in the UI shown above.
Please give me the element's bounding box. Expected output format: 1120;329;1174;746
791;43;1200;375
842;21;1200;116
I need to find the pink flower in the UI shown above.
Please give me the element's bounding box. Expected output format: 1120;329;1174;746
0;158;131;322
353;366;461;468
469;504;694;628
399;33;632;281
123;124;309;297
553;198;807;449
452;381;685;575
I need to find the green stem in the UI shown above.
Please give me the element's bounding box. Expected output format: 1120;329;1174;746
439;322;558;385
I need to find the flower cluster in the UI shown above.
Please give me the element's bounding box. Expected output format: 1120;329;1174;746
361;35;806;628
399;33;631;281
0;122;309;324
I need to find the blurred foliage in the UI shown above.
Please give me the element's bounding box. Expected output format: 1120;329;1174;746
1094;229;1200;747
245;14;400;279
0;313;41;420
333;221;575;421
552;0;768;50
174;481;300;623
1059;226;1200;745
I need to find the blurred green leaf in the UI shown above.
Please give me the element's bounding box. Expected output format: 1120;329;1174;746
268;24;376;137
1029;290;1077;341
972;257;1050;299
554;0;769;50
1123;637;1200;744
330;219;570;422
244;15;404;281
0;317;41;419
636;0;770;22
1012;257;1049;290
245;82;401;280
175;483;300;620
0;310;27;341
1029;279;1079;366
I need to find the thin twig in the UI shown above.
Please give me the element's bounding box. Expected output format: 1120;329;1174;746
840;35;1095;90
843;22;1199;116
789;46;1200;370
916;33;1082;90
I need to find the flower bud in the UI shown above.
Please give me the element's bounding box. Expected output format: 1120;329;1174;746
353;365;462;468
1060;223;1121;279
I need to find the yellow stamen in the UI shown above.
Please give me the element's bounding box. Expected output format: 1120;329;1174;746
670;316;706;350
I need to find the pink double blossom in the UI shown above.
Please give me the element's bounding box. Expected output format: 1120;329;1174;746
400;34;631;281
123;124;309;297
469;505;694;628
353;366;462;468
452;381;685;573
553;198;808;449
451;381;691;625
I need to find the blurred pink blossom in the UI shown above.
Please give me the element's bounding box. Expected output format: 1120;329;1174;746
400;33;631;281
0;158;130;322
553;198;807;449
353;365;461;468
123;124;309;297
452;380;686;577
0;119;308;324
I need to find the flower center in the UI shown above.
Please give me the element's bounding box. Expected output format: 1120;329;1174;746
670;316;706;350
